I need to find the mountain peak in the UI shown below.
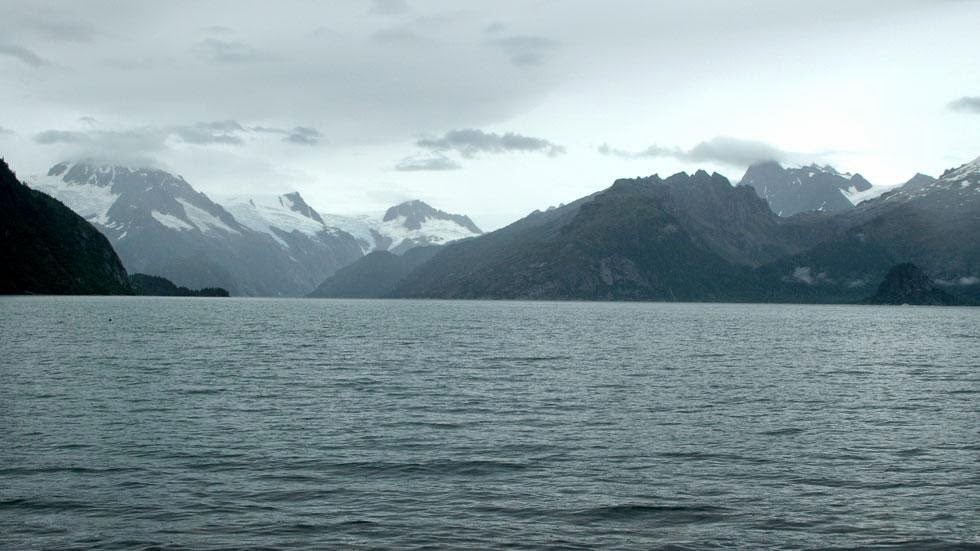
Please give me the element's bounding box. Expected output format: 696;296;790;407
740;161;873;216
941;155;980;181
47;160;193;194
383;200;482;234
279;191;324;224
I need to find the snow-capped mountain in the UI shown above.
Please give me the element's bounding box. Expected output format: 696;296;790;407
224;197;482;255
308;199;482;254
29;161;362;296
371;200;483;254
879;156;980;207
740;161;873;216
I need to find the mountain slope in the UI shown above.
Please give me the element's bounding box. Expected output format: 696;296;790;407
30;161;362;296
865;263;960;306
741;162;872;216
755;160;980;302
391;171;786;301
316;200;483;254
309;246;441;298
0;158;131;295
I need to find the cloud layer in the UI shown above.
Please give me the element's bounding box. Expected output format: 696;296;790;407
418;129;565;158
395;154;461;172
948;96;980;114
599;136;789;167
0;44;48;67
33;120;325;161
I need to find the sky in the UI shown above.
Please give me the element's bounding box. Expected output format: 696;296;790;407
1;0;979;230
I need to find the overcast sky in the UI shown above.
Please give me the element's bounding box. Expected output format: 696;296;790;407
1;0;979;229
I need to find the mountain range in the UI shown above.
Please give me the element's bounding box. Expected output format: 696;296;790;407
29;161;482;296
313;156;980;304
739;162;873;216
12;154;979;304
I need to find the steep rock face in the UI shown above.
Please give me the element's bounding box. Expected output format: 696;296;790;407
31;161;362;296
866;263;959;305
309;246;441;298
741;161;872;216
0;159;131;295
390;171;787;301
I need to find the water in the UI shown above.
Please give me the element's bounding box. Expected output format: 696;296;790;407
1;297;978;550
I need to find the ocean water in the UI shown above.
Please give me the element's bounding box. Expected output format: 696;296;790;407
1;297;978;550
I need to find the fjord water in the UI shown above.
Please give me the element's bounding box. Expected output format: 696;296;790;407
1;298;978;550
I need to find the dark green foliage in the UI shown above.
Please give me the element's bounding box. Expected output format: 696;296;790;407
0;158;132;295
129;273;229;297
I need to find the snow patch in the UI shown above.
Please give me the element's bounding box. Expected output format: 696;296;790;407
151;210;194;231
176;199;238;234
28;173;119;225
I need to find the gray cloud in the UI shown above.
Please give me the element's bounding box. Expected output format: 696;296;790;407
33;127;170;166
418;129;565;158
395;154;461;171
35;130;88;144
372;27;427;46
24;18;104;43
283;127;323;145
599;136;788;166
485;22;507;34
34;120;323;158
192;38;269;64
369;0;409;15
203;25;235;35
948;96;980;114
936;275;979;287
253;125;325;145
0;126;14;136
172;121;245;145
0;44;49;67
490;35;556;66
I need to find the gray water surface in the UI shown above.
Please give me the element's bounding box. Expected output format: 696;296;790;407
1;297;978;549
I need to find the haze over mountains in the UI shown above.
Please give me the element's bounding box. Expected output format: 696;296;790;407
315;156;980;305
9;153;979;304
740;162;874;216
29;161;483;296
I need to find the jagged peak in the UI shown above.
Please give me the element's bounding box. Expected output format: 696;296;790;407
278;191;325;224
941;155;980;181
383;200;482;234
47;159;189;190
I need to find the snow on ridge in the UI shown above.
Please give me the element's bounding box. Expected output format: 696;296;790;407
176;198;239;234
27;171;119;225
841;184;894;206
377;214;479;249
151;210;194;231
945;156;980;181
221;194;328;242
